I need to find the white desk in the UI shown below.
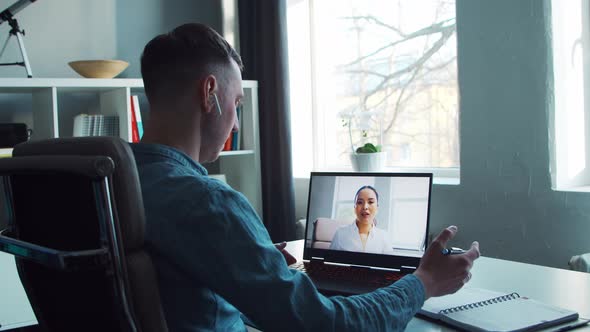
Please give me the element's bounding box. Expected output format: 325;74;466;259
0;252;37;331
3;242;589;331
285;240;590;331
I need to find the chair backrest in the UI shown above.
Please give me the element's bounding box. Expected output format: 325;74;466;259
0;137;168;332
312;218;350;249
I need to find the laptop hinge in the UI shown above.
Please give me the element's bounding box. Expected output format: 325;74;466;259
349;264;371;271
310;257;324;264
400;266;417;273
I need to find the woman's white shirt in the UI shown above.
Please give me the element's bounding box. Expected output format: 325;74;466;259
329;222;391;254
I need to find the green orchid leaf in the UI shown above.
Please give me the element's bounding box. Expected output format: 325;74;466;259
364;143;377;152
355;143;381;153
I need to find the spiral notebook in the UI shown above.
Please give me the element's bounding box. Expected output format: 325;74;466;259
419;287;579;332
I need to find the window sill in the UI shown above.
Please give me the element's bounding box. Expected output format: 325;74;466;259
552;185;590;193
433;177;460;186
296;167;461;185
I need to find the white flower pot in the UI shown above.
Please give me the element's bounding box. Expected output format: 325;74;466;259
350;151;387;172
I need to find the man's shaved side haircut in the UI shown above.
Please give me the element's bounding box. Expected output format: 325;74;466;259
140;23;243;105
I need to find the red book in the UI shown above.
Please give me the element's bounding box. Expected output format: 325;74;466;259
223;134;233;151
129;96;139;143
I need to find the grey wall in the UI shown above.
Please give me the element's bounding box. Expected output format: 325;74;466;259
295;0;590;270
115;0;222;78
437;0;590;270
0;0;117;77
0;0;222;78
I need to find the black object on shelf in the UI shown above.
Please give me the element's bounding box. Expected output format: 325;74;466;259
0;123;30;147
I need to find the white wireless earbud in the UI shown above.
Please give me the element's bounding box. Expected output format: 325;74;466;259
212;93;222;116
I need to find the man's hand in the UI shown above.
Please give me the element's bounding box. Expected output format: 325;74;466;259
275;242;297;265
413;225;480;300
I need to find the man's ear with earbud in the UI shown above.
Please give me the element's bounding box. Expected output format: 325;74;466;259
210;93;222;116
201;75;221;116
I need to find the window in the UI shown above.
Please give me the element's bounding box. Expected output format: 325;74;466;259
287;0;459;178
550;0;590;191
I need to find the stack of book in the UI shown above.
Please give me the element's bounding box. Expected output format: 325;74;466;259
130;95;143;143
73;114;120;137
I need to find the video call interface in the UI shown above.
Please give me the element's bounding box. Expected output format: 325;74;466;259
305;174;431;258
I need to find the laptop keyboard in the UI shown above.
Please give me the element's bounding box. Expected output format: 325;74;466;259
290;261;403;288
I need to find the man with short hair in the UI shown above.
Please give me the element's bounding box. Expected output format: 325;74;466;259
132;22;480;331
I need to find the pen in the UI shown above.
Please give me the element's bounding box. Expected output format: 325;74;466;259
442;247;466;255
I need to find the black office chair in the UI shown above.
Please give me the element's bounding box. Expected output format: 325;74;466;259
0;137;168;332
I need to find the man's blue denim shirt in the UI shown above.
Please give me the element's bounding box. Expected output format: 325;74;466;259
131;143;425;331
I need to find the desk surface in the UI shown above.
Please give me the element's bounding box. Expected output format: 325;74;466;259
2;242;589;331
285;240;590;331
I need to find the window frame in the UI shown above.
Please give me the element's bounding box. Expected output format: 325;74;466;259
550;0;590;192
287;0;461;183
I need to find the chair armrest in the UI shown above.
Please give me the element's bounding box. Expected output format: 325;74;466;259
0;155;114;178
0;228;111;270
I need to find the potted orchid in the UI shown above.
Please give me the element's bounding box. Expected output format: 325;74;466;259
339;108;387;172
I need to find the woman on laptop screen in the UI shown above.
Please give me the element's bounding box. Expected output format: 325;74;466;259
329;185;392;254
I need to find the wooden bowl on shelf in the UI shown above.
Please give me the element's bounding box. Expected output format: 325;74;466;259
68;60;129;78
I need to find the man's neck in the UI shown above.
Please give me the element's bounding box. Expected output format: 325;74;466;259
141;105;201;161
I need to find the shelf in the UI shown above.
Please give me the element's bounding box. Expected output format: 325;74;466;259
242;80;258;89
0;78;257;91
0;78;262;218
0;78;143;91
219;149;255;156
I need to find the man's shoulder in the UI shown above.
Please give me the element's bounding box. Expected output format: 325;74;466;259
135;158;237;198
139;166;257;222
157;169;237;197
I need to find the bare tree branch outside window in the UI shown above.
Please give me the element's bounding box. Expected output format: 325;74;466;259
333;0;459;168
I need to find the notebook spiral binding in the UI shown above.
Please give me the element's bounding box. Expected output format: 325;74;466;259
439;292;521;315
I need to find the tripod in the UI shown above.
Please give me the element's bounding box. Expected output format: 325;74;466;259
0;15;32;77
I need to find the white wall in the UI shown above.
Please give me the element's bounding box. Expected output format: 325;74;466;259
0;0;117;78
0;0;222;78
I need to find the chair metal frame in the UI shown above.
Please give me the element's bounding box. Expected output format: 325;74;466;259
0;154;138;331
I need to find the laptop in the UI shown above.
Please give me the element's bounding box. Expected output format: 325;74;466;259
291;171;433;296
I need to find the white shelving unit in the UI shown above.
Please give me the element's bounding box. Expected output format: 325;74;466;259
0;78;263;217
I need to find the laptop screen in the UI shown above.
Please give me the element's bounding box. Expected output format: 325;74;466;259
303;172;432;270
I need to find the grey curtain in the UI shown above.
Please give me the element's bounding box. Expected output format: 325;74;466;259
238;0;296;242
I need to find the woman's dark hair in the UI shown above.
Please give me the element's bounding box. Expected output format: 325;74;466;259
354;185;379;204
140;23;243;105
